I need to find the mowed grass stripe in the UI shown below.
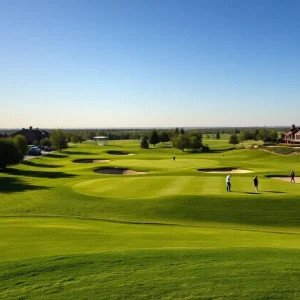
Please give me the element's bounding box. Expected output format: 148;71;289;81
158;176;192;196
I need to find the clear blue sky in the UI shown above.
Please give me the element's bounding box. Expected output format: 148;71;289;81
1;0;300;128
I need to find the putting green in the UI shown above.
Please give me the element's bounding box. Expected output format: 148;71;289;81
72;175;300;199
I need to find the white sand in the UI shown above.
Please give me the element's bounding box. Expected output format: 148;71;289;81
94;168;147;175
271;177;300;183
123;170;147;175
74;159;110;163
200;169;253;174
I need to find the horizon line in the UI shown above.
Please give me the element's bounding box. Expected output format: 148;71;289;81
0;125;292;130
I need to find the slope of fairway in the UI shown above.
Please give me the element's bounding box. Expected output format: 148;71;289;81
1;140;300;299
1;250;300;300
2;217;300;262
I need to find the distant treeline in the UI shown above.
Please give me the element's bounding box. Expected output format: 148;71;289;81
1;127;286;141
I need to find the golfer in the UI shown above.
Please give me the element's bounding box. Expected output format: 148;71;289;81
253;175;259;192
173;155;176;162
226;174;231;192
291;170;295;183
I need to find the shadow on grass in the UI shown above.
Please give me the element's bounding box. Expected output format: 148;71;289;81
107;150;130;155
6;169;77;178
151;195;300;228
22;161;63;168
243;192;261;195
45;153;69;159
241;191;287;195
183;148;236;154
0;177;51;193
265;175;290;178
262;191;287;194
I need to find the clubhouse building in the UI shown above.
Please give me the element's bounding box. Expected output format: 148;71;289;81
281;124;300;144
10;126;51;144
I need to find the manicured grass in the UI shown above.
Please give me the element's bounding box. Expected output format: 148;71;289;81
1;250;300;300
1;140;300;299
2;217;300;262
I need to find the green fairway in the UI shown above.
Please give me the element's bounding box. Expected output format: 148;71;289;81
1;140;300;299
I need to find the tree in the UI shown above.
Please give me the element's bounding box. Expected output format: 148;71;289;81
257;128;269;142
179;128;185;135
50;129;68;152
0;139;21;171
254;128;259;140
140;136;149;149
238;131;246;145
265;130;279;143
159;130;170;144
40;137;51;147
77;133;85;143
215;132;220;140
13;135;28;160
201;144;210;152
172;134;190;151
189;131;202;152
229;134;239;146
173;127;179;138
149;129;160;147
66;133;73;143
88;131;96;140
71;133;80;145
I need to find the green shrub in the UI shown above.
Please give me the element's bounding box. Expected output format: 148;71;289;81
0;138;22;171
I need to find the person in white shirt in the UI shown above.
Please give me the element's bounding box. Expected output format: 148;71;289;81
226;174;231;192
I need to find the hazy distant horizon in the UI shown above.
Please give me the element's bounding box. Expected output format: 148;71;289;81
1;1;300;128
0;125;291;131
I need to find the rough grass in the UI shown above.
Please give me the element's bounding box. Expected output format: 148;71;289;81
261;146;300;155
1;139;300;299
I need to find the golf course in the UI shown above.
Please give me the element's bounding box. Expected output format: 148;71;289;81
1;137;300;299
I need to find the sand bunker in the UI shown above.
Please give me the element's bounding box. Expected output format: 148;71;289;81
270;177;300;183
94;167;147;175
123;170;147;175
73;159;110;163
198;168;253;174
106;151;134;156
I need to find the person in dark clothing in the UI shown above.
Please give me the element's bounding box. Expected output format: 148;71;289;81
253;175;259;192
291;171;295;183
173;155;176;162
